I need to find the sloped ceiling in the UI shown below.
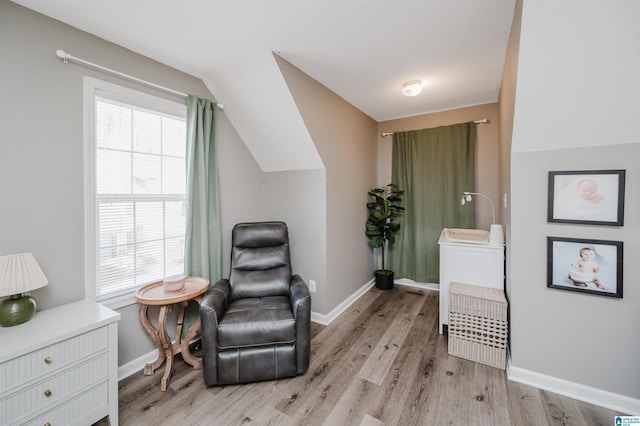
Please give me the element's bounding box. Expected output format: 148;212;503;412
206;51;323;172
10;0;516;172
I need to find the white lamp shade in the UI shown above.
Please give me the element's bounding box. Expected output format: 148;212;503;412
0;253;49;297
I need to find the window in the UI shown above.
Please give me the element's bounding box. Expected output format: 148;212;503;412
85;78;187;305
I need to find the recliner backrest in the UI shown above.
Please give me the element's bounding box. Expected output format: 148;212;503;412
229;222;292;299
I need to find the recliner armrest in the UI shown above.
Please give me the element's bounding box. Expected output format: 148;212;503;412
290;274;310;318
289;274;311;375
201;278;231;314
200;278;231;386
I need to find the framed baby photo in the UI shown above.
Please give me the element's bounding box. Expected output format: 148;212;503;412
547;170;625;226
547;236;623;298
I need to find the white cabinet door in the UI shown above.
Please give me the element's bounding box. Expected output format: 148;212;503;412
439;243;504;334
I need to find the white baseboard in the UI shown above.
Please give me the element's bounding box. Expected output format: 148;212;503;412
508;362;640;415
393;282;640;415
394;278;440;292
311;279;375;326
118;348;158;381
310;278;440;326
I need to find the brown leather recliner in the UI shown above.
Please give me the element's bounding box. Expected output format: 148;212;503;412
200;221;311;385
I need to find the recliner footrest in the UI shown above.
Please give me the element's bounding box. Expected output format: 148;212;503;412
217;344;297;384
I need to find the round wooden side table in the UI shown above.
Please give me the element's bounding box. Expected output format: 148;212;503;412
134;276;209;391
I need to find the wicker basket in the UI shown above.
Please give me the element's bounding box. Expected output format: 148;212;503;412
448;282;508;369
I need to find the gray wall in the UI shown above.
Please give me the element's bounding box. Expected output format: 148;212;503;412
263;169;327;313
498;0;521;301
511;145;640;398
0;2;263;365
217;111;265;277
275;56;378;315
509;1;640;400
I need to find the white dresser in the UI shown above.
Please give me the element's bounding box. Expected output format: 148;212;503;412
0;300;120;426
438;230;505;334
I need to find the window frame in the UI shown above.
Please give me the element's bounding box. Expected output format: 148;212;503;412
84;77;187;309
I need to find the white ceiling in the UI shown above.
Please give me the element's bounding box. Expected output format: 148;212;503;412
12;0;516;171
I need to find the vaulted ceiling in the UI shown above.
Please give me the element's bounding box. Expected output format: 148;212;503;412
12;0;516;171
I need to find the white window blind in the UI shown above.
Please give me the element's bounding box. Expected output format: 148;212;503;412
85;78;187;302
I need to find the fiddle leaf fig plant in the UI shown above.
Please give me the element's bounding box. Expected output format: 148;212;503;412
365;183;404;272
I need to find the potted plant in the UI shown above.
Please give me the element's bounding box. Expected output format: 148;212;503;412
365;183;404;290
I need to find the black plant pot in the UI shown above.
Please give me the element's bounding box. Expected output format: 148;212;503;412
375;270;394;290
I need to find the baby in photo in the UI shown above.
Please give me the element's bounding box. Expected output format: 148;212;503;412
568;247;608;290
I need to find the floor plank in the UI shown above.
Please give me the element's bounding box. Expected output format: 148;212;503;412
357;312;416;385
96;285;626;425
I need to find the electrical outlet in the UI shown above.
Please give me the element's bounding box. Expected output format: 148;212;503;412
308;280;317;293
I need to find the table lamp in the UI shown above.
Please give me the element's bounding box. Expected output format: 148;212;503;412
0;253;49;327
460;191;504;245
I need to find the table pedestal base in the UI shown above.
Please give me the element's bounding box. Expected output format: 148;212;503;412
138;297;203;391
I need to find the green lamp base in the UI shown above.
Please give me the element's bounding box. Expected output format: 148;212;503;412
0;294;37;327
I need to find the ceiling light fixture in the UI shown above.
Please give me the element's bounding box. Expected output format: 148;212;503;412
402;80;423;97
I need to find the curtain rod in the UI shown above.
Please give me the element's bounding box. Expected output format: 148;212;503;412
381;118;488;137
55;49;224;110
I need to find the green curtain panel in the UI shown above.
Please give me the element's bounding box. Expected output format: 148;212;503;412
388;122;476;283
183;95;222;337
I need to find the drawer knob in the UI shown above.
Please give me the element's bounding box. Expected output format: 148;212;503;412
44;423;51;426
44;389;52;397
44;356;52;364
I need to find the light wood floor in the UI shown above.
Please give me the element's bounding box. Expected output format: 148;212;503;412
98;286;622;425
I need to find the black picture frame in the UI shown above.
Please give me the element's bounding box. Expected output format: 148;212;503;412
547;236;623;298
547;170;625;226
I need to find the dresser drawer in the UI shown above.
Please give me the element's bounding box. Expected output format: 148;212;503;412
0;353;108;426
0;327;108;393
27;382;109;426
